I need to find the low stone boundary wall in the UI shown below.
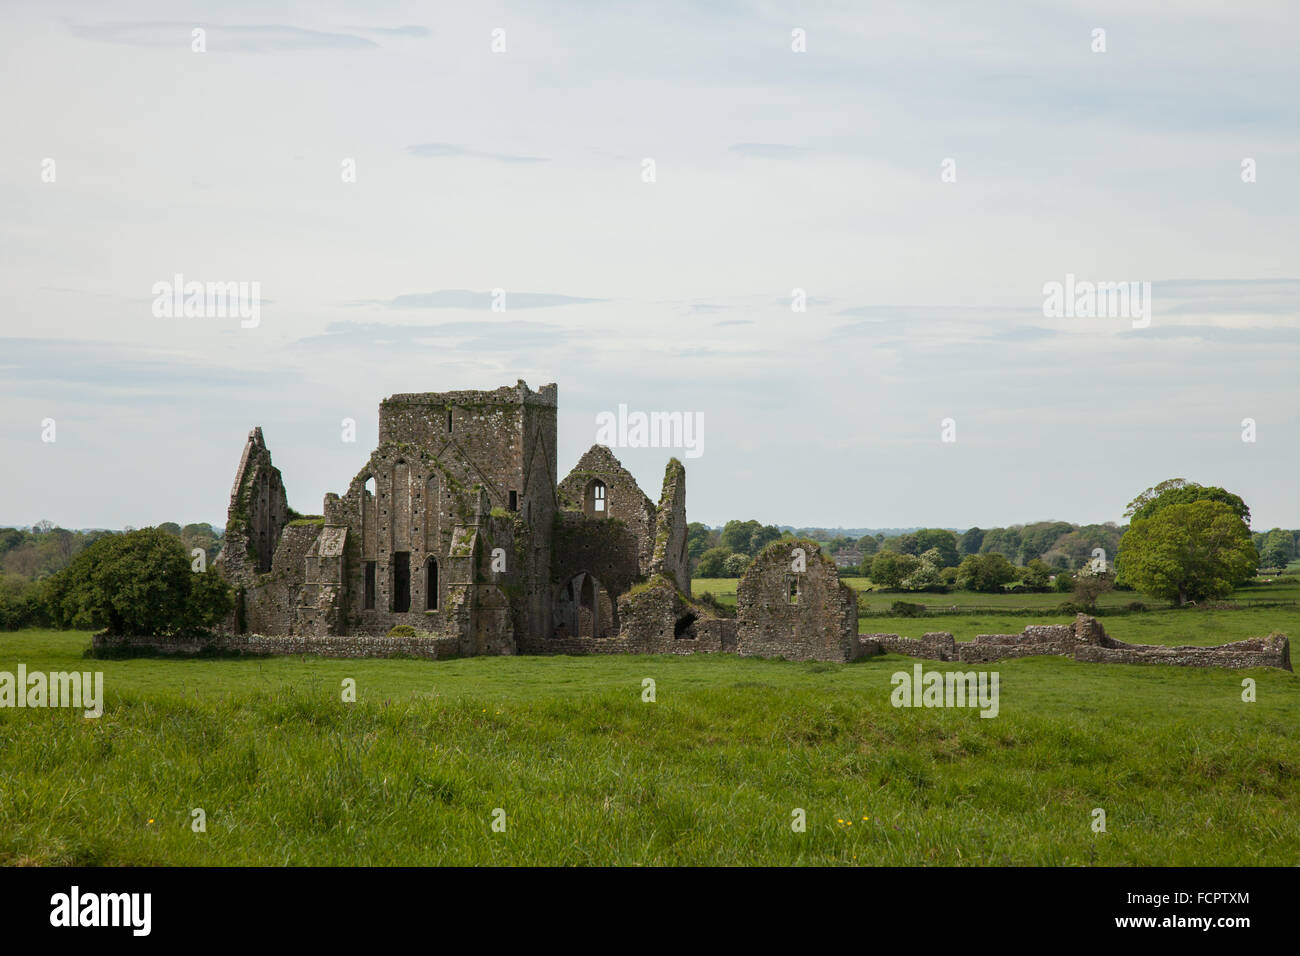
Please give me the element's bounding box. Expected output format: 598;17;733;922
92;632;460;660
92;615;1291;671
865;632;956;661
959;641;1073;663
865;615;1292;671
1074;635;1290;670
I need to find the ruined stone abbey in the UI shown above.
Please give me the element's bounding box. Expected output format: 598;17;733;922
110;379;1277;672
212;382;754;658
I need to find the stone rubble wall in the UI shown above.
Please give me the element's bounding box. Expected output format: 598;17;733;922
866;614;1292;671
866;632;956;661
1073;635;1290;669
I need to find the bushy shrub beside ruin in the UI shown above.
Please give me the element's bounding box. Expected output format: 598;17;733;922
43;528;233;636
890;600;925;617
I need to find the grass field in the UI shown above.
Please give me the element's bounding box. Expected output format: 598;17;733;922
695;576;1300;613
1;627;1297;865
858;607;1300;646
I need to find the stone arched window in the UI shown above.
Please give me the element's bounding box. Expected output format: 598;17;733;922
584;479;608;517
392;552;411;613
426;557;439;611
578;574;598;637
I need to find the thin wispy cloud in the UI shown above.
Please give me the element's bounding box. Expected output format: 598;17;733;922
730;143;811;159
290;320;577;355
353;291;604;310
348;25;430;38
406;143;548;164
0;337;273;394
69;21;381;51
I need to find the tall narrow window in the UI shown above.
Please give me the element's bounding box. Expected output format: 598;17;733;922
426;558;439;610
364;561;376;610
508;490;518;511
392;552;411;612
447;409;453;433
585;479;607;517
579;574;597;638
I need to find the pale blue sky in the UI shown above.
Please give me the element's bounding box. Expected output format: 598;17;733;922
2;0;1298;530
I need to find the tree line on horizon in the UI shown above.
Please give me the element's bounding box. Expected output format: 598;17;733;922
688;480;1292;609
0;478;1290;630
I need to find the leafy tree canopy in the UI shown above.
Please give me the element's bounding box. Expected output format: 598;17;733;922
695;546;733;578
1125;478;1251;525
44;527;233;636
956;553;1018;593
1116;500;1257;605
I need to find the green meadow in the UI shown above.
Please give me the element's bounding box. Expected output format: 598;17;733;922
1;615;1297;866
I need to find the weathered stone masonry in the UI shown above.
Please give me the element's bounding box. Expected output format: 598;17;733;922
206;381;751;659
735;540;861;662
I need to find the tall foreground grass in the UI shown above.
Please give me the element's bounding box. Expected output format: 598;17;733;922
0;631;1297;865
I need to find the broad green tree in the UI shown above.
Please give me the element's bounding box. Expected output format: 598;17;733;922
1020;559;1052;591
956;553;1018;593
44;527;233;635
869;551;920;589
1255;528;1294;570
695;546;732;578
1116;500;1257;605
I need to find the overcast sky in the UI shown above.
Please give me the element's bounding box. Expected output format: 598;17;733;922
2;0;1298;532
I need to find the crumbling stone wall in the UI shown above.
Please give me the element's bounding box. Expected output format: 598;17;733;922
240;524;322;635
294;525;348;636
649;458;690;595
866;632;956;661
735;540;861;662
518;573;737;656
216;427;290;584
552;444;661;640
552;513;642;603
558;444;656;575
870;614;1293;671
